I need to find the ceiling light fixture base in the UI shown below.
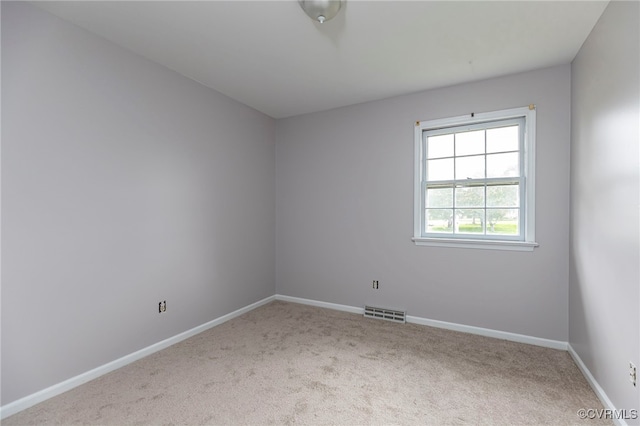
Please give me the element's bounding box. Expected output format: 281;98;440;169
298;0;343;24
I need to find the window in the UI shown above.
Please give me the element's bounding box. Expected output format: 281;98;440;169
413;106;538;251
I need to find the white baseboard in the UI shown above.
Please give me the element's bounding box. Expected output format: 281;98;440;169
406;315;568;350
568;344;629;426
0;295;275;420
275;294;364;315
275;294;568;350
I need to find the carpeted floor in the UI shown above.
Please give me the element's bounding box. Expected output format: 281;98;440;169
4;301;609;425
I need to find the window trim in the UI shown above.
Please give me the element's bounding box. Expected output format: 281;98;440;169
413;106;538;251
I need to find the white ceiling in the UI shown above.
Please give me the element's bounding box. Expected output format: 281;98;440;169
34;1;608;119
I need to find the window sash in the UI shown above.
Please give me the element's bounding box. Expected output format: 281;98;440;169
422;179;524;241
419;117;525;241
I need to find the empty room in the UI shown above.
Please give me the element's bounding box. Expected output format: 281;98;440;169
1;0;639;424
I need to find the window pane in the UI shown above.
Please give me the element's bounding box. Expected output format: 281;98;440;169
427;158;454;181
456;209;484;234
427;187;453;208
455;155;484;179
486;209;519;235
487;126;519;153
455;186;484;207
426;209;453;233
486;152;519;178
487;184;519;208
455;130;485;156
427;134;454;159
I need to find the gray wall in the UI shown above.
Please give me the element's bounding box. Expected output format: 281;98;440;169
570;0;640;417
1;2;275;405
276;65;571;341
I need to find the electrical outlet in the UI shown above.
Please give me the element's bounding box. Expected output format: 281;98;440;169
372;280;379;289
630;362;637;387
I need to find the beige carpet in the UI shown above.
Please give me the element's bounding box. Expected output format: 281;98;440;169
4;301;608;425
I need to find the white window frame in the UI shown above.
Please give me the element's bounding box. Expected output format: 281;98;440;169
412;106;538;251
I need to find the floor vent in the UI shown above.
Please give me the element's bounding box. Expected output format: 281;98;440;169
364;306;406;323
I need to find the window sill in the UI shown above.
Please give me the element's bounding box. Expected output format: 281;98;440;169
412;237;538;252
